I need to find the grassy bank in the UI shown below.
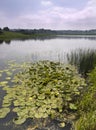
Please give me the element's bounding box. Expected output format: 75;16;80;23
1;30;96;41
0;31;54;41
75;66;96;130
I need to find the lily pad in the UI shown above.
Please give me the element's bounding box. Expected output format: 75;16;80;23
59;122;66;128
0;61;86;124
13;117;26;125
69;103;77;110
0;108;10;118
0;81;8;86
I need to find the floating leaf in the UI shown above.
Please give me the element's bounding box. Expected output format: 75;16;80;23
13;117;26;125
6;77;11;80
2;102;11;107
38;94;45;100
6;71;12;76
59;122;66;128
0;81;8;86
0;108;10;118
69;103;77;110
0;61;86;124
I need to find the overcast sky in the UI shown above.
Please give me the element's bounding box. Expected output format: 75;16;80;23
0;0;96;30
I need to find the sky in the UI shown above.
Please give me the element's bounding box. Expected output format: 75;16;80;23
0;0;96;30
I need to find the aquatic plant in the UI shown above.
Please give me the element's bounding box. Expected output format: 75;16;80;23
0;61;86;125
67;49;96;77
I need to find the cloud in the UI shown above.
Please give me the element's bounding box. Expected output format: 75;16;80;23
0;0;96;29
41;0;53;6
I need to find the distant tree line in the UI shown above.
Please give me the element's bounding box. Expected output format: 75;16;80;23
13;28;57;35
56;30;96;35
1;26;96;35
11;28;96;35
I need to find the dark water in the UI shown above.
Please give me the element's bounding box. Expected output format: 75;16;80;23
0;36;96;130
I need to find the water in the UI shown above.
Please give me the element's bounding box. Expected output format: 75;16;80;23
0;36;96;65
0;36;96;130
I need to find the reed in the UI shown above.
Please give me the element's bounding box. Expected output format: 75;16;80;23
67;49;96;77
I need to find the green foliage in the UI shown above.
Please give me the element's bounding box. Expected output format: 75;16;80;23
75;66;96;130
0;61;86;125
3;27;10;31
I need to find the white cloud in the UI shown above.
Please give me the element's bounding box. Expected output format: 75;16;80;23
41;0;53;6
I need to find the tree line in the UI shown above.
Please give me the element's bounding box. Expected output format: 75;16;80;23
0;26;96;35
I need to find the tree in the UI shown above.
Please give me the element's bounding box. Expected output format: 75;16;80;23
3;27;10;31
0;28;3;34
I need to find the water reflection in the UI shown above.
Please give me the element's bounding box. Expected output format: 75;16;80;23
0;40;3;44
0;40;11;45
5;40;11;44
0;37;96;65
56;35;96;40
0;35;96;46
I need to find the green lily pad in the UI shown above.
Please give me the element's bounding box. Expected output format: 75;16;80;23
2;103;11;107
0;61;86;124
0;81;8;86
69;103;77;110
38;94;45;100
0;108;10;118
13;117;26;125
6;77;11;80
59;122;66;128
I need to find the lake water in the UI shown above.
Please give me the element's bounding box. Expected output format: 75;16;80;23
0;36;96;67
0;36;96;130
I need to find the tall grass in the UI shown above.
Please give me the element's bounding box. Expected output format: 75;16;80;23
75;66;96;130
67;49;96;77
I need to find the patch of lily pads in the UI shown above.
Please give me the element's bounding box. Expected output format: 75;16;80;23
0;61;86;126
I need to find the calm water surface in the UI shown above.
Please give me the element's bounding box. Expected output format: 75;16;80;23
0;36;96;65
0;36;96;130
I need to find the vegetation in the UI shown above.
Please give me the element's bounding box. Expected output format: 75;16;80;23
0;28;3;34
0;28;57;41
0;27;96;41
0;30;52;41
0;59;96;130
67;49;96;77
75;66;96;130
3;27;10;31
0;61;86;126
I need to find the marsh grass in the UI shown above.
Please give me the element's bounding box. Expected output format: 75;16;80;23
75;66;96;130
67;49;96;77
